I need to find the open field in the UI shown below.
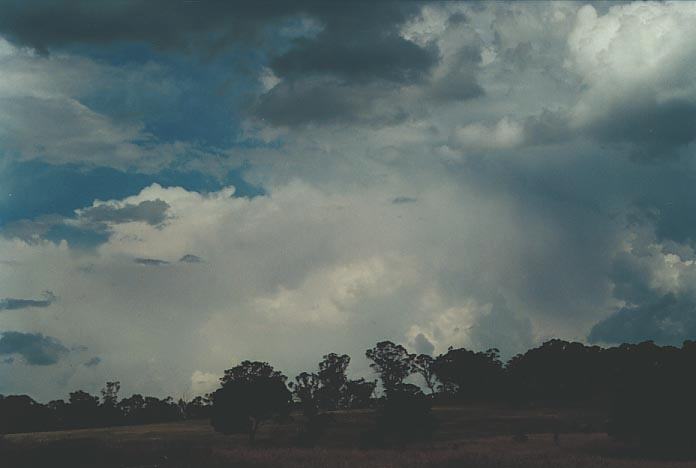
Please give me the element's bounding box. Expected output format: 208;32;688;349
2;406;694;467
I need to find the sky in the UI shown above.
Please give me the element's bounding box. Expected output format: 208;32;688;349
2;0;696;401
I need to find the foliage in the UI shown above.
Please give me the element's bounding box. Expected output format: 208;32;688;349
211;360;292;443
433;347;503;400
374;383;437;445
317;353;350;410
365;341;413;395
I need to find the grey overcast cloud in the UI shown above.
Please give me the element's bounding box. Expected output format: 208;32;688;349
1;1;696;401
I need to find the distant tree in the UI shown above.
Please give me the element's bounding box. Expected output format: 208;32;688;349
66;390;100;428
313;353;350;409
100;381;121;407
411;354;437;394
140;396;181;423
375;383;437;445
47;399;68;429
290;372;332;446
291;372;321;419
316;353;351;409
0;395;53;433
100;381;122;426
505;340;604;405
344;378;377;408
180;395;211;420
118;394;146;424
606;341;696;454
433;347;503;400
211;361;292;443
365;341;413;396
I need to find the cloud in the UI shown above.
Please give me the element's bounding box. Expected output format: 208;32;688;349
589;294;696;346
587;219;696;345
252;78;410;127
0;291;56;311
84;356;101;367
134;258;170;266
5;2;696;401
0;2;294;54
565;3;696;157
0;332;69;365
392;196;417;204
0;1;436;84
77;199;170;227
411;332;434;356
179;254;203;264
452;117;525;151
190;370;219;396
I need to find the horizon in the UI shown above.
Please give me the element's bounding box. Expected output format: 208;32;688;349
2;1;696;403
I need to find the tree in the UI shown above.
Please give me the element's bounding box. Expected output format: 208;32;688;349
100;381;121;407
180;395;211;419
0;395;53;433
291;372;321;419
374;383;437;445
211;361;292;443
66;390;100;428
365;341;413;396
411;354;437;394
290;372;331;446
433;347;503;400
344;378;377;408
100;381;122;426
317;353;350;409
118;394;146;424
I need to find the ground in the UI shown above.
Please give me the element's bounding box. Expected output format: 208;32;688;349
2;405;695;467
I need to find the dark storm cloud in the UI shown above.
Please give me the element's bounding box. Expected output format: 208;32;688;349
134;257;170;266
79;199;170;226
0;1;443;127
585;97;696;160
0;0;297;54
0;331;69;365
426;46;483;103
270;19;437;84
254;79;409;126
0;291;56;311
0;0;435;82
589;294;696;346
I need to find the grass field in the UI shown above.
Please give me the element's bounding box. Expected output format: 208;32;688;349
2;405;695;467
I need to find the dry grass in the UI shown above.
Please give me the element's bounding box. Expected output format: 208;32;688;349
2;406;695;467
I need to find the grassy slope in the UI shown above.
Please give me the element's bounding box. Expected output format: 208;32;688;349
1;406;695;467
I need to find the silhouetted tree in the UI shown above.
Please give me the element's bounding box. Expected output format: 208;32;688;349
317;353;350;409
0;395;53;433
506;340;604;405
66;390;100;428
291;372;321;419
411;354;437;394
344;378;377;409
606;341;696;454
290;372;332;446
118;394;146;424
211;361;292;443
433;347;503;401
180;395;211;419
365;341;413;396
375;383;436;445
100;381;122;426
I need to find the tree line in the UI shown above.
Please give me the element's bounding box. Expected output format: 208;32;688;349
3;339;696;451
